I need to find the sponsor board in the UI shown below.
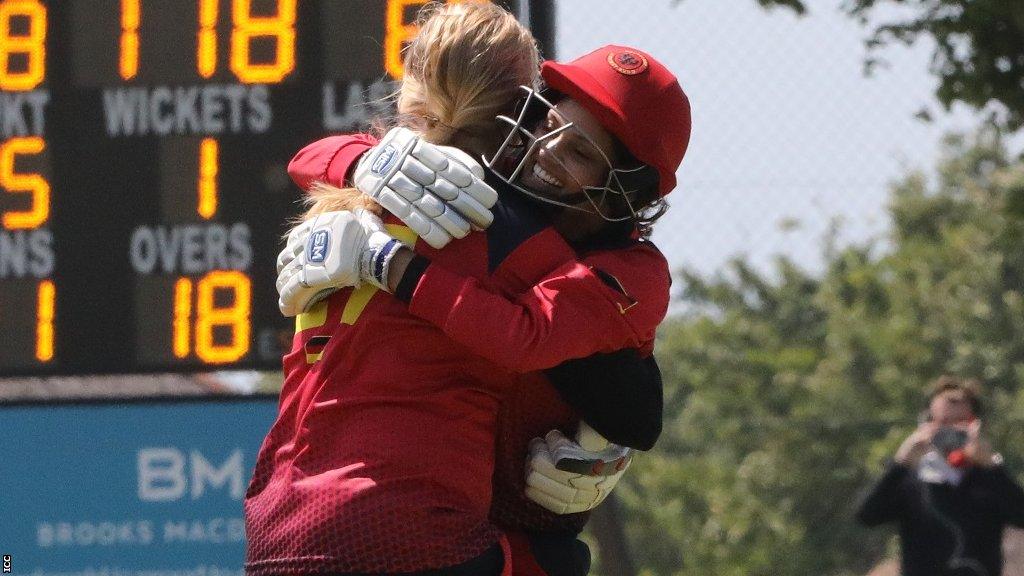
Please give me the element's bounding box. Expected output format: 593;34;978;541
0;399;277;572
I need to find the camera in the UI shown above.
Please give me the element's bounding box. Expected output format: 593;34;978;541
932;426;968;455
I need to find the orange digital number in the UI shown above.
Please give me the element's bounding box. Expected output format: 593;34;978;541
195;270;250;363
383;0;421;80
1;136;49;230
36;279;54;361
197;0;218;79
172;277;192;358
384;0;470;80
119;0;140;80
124;0;296;83
198;137;218;219
0;0;46;91
230;0;296;83
172;271;251;364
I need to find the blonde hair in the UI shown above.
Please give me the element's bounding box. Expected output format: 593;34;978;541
303;1;540;219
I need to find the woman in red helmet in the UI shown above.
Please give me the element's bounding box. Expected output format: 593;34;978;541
284;44;690;372
268;38;690;576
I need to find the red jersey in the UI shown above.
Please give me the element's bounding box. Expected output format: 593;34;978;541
245;135;670;574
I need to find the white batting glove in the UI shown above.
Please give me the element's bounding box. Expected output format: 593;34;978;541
276;210;404;316
525;423;632;515
354;126;498;249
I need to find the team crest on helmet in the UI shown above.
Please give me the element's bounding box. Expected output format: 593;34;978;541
607;51;648;75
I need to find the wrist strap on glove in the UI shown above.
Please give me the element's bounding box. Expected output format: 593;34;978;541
360;237;404;292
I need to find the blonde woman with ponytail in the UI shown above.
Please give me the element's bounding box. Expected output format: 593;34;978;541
248;4;538;575
250;2;681;575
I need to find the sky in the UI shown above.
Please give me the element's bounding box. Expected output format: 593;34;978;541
553;0;1017;279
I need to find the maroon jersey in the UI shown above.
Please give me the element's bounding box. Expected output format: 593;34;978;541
245;135;669;574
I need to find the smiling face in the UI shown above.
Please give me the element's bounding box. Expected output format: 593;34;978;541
517;99;618;201
484;88;660;239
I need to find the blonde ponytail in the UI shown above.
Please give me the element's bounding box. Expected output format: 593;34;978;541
302;1;539;222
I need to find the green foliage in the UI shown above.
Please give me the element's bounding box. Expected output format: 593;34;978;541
675;0;1024;131
622;129;1024;575
846;0;1024;131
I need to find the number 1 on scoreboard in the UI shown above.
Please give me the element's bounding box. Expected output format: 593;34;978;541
119;0;140;80
198;137;218;219
36;279;54;361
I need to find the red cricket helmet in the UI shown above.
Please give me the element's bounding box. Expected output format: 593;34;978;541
541;45;691;196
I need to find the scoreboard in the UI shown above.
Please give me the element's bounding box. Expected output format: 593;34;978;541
0;0;553;377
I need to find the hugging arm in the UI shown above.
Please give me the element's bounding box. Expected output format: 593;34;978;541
543;348;662;451
285;136;671;375
394;244;669;373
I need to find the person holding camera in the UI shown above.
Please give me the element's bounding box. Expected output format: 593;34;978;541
856;376;1024;576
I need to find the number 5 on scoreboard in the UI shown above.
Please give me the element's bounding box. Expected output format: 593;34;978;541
173;270;251;364
1;136;49;229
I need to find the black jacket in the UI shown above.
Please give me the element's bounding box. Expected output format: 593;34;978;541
856;461;1024;576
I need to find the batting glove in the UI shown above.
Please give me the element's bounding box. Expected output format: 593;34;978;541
276;210;404;316
354;126;499;249
525;423;632;515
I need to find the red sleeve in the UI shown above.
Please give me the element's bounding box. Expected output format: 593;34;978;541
287;134;379;191
407;243;670;372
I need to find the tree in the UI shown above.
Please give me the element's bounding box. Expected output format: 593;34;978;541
674;0;1024;131
606;128;1024;575
850;0;1024;132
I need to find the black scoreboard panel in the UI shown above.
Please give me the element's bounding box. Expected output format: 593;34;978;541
0;0;554;376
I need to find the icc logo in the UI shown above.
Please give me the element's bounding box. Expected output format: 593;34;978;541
308;230;330;263
372;145;399;175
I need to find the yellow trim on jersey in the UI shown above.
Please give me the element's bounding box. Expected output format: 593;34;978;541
305;351;324;364
337;223;415;326
386;223;418;246
292;224;416;331
341;285;378;325
296;300;329;332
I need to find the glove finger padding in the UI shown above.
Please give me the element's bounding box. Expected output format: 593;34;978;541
433;145;497;228
275;211;367;317
525;426;633;515
526;466;605;515
434;145;491;187
381;165;473;235
528;441;579;498
439;188;491;230
278;276;338;318
525;442;584;515
374;190;457;250
278;262;335;318
419;191;472;237
277;219;313;274
276;256;302;296
547;427;633;476
354;127;498;249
